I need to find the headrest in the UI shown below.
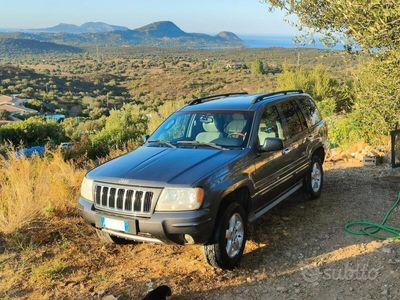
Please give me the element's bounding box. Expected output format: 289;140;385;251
202;120;218;132
226;114;247;133
232;113;245;120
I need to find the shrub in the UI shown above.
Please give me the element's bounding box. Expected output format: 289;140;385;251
0;109;9;120
0;116;66;147
89;103;148;158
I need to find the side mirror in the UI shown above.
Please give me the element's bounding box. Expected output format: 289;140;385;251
142;134;150;143
260;137;283;152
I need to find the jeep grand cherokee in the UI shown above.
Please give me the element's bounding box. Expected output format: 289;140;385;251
79;90;328;269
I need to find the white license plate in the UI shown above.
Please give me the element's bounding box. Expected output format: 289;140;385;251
100;216;128;232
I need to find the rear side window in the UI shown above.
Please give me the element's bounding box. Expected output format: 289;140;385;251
298;97;322;127
278;100;307;139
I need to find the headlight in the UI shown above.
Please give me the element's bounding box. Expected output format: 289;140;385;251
80;177;94;202
155;188;204;211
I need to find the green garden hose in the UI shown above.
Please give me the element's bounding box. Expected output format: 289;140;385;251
344;192;400;240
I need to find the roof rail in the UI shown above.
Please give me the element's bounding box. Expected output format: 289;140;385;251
252;90;304;104
188;92;248;105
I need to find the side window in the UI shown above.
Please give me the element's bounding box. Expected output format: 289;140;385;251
292;100;308;130
278;100;306;139
298;97;322;127
257;105;284;146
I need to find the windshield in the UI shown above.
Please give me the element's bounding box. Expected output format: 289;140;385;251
148;110;254;149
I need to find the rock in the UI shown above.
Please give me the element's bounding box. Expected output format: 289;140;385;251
102;295;118;300
276;286;287;293
246;277;252;283
145;279;155;288
381;247;392;254
293;282;300;287
294;288;301;294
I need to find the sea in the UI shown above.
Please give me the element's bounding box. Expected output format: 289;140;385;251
239;35;345;50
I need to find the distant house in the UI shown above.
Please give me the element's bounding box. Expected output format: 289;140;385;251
0;104;36;114
0;95;28;106
0;95;13;104
45;114;65;122
0;94;38;121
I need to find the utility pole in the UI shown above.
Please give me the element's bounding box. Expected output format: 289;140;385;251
297;51;301;68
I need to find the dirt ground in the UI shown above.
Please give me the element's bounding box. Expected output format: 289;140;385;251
1;159;400;300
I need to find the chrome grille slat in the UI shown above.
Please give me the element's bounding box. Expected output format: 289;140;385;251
123;189;128;211
141;192;145;212
122;188;126;210
93;183;156;216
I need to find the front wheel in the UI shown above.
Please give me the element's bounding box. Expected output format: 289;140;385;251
304;156;324;199
203;202;247;269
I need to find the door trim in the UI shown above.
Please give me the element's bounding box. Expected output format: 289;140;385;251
249;181;303;222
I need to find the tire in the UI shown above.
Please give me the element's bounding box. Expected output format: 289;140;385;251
95;228;134;245
203;202;247;269
304;155;324;199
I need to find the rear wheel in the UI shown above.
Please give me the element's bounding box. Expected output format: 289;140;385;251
304;155;324;199
203;202;247;269
95;228;134;244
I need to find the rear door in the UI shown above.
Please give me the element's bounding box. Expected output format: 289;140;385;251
276;99;310;187
296;96;326;158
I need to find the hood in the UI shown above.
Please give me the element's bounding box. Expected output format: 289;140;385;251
87;146;242;186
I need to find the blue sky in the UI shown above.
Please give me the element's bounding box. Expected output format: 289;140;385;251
1;0;298;36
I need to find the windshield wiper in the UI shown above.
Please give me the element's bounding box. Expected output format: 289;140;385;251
147;139;176;148
177;141;226;150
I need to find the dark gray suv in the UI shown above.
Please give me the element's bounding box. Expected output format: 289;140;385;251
79;90;328;269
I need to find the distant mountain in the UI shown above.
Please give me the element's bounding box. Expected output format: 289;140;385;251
27;22;130;34
0;21;244;49
136;21;186;38
216;31;243;43
0;38;83;55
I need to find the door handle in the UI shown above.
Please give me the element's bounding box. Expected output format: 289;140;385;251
282;148;291;155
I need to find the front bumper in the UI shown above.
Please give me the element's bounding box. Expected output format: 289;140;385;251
78;197;214;245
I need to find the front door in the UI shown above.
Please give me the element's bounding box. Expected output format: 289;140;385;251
252;104;289;210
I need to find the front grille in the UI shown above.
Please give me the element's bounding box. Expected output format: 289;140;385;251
94;184;156;216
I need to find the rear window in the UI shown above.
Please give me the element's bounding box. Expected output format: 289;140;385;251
298;97;322;127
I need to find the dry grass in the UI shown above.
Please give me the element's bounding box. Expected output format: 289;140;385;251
0;150;85;234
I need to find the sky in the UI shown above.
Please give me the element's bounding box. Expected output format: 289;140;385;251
0;0;299;36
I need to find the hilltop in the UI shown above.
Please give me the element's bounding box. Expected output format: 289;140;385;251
29;22;130;34
0;38;83;55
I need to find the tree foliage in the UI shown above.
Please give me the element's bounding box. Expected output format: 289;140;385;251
350;50;400;144
266;0;400;145
277;64;353;116
263;0;400;50
250;60;265;75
